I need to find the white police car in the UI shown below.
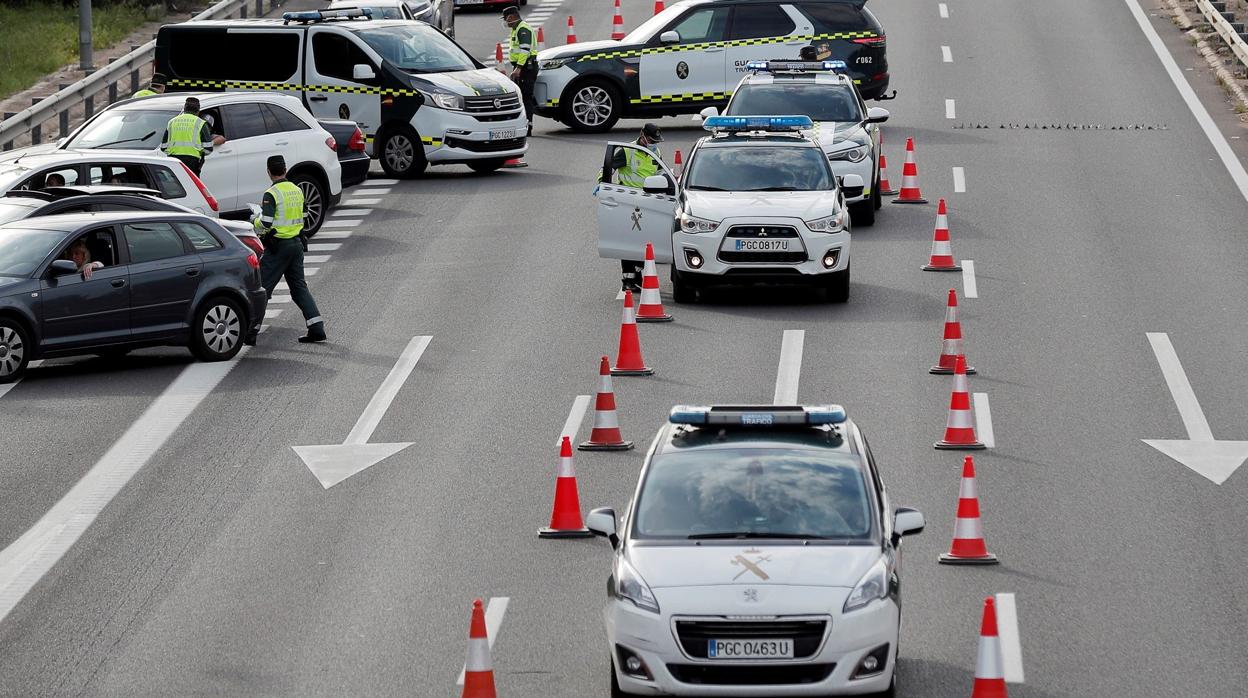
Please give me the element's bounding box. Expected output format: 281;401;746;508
585;404;925;696
704;60;889;226
595;115;860;303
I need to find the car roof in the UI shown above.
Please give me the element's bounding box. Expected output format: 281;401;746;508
12;210;200;231
110;90;308;111
170;18;423;31
329;0;406;5
653;420;860;457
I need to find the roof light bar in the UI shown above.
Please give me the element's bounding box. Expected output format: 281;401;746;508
669;405;847;426
703;115;813;133
745;60;848;73
282;8;373;22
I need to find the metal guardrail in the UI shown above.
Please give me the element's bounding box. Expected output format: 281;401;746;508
0;0;281;151
1197;0;1248;72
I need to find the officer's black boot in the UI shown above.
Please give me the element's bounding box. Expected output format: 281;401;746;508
298;321;327;344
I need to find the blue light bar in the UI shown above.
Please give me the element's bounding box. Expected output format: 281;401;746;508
282;7;372;22
282;10;322;20
669;405;846;426
745;60;848;73
703;115;814;133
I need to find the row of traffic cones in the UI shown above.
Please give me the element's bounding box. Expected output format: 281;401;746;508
556;0;668;47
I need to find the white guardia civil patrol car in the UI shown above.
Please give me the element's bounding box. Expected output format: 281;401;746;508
585;404;925;697
704;60;889;226
596;116;861;303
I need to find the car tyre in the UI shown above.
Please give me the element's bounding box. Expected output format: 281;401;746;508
191;296;246;362
849;196;875;227
467;158;507;174
563;80;622;133
287;171;327;237
379;125;429;179
872;168;883;210
0;318;31;384
671;267;697;304
822;263;850;303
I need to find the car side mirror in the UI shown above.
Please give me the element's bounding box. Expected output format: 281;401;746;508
586;507;619;548
352;64;376;81
49;259;79;276
839;173;864;199
893;507;925;539
642;174;674;195
697;106;718;121
659;30;680;44
865;107;890;124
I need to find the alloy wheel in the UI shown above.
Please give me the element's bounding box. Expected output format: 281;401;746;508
201;304;240;356
297;179;324;233
0;326;23;378
385;134;416;173
572;86;613;128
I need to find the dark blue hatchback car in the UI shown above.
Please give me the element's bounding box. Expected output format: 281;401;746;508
0;211;267;382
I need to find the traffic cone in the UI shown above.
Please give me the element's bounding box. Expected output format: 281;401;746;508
636;243;673;322
921;199;960;271
892;137;928;204
930;288;975;375
566;15;577;44
878;133;897;196
537;25;545;51
673;149;683;179
580;356;634;451
612;290;654;376
494;42;505;73
972;597;1009;697
539;437;593;537
939;456;998;564
653;0;665;15
462;599;497;698
935;355;985;450
611;0;626;40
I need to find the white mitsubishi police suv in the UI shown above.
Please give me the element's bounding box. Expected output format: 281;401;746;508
586;404;925;697
596;116;861;303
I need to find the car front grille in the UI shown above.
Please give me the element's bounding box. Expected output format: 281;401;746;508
718;251;808;264
464;94;521;113
472;111;524;122
667;663;836;686
725;225;799;239
442;136;526;153
674;619;827;660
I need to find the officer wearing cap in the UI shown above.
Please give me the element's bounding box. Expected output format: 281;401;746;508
503;6;538;135
255;155;326;344
798;46;818;60
160;97;215;175
611;123;664;291
132;73;166;98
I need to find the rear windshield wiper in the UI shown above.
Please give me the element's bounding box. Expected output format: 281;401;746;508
93;131;157;149
688;531;832;540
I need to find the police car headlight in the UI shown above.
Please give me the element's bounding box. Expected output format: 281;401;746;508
806;210;846;233
843;558;890;613
540;57;572;70
424;92;464;111
679;213;719;234
614;556;660;614
829;145;870;163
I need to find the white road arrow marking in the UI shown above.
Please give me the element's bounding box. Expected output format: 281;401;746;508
292;335;431;489
1142;332;1248;485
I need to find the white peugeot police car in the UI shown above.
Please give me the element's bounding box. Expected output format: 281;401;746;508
586;404;925;697
596;116;861;303
705;60;889;226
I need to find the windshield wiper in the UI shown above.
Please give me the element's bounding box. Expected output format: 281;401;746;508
688;531;831;540
686;185;728;191
93;131;157;149
752;186;801;191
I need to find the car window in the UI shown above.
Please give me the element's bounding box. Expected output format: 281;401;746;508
174;221;223;251
219;103;267;140
123;221;188;263
64;109;173;150
667;7;730;44
148;165;186;199
729;4;795;40
89;163;150;187
798;3;878;32
59;227;121;269
685;145;833;191
313;32;381;84
727;84;862;122
22;167;79;190
261;104;312;134
0;227;64;277
166;28;301;82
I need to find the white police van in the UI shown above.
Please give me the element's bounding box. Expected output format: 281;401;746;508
596;115;861;303
155;9;527;177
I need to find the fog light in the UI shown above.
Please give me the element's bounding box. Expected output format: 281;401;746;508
850;643;890;679
625;656;642;673
616;646;653;680
684;248;704;269
862;655;878;672
822;249;841;269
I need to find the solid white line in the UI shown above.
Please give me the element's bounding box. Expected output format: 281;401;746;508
945;99;956;119
773;329;804;405
0;352;248;624
561;395;592;445
264;308;283;319
941;45;952;63
269;295;291;304
314;230;353;239
304;255;331;264
952;167;966;193
323;219;362;228
995;593;1025;683
354;187;391;195
1146;332;1213;441
344;197;381;206
366;178;399;185
973;393;994;448
331;209;371;217
308;243;342;251
344;336;432;445
304;268;320;276
939;2;948;19
1125;0;1248;203
962;260;978;298
457;596;510;685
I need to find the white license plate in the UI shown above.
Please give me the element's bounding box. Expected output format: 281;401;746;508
707;639;794;659
729;239;790;252
489;128;517;140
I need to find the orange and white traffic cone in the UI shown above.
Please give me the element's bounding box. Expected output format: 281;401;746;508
537;25;545;51
939;456;998;564
636;243;673;322
566;15;577;44
878;132;897;196
922;198;960;271
930;288;975;375
653;0;665;16
611;0;626;40
935;355;985;450
462;599;497;698
972;597;1009;697
539;436;592;537
494;42;506;74
892;137;928;204
612;290;654;376
673;149;683;179
580;356;634;451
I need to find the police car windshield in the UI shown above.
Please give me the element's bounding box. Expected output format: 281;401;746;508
632;449;875;541
0;227;64;277
685;146;832;192
66;109;174;149
727;84;863;123
356;25;476;73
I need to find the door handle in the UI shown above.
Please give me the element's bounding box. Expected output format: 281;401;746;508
704;47;724;53
275;141;289;146
601;199;620;208
111;279;126;288
309;95;328;102
185;267;200;277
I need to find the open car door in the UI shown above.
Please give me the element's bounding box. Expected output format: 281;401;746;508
595;142;678;263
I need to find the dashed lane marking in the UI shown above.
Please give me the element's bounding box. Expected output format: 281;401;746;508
323;219;362;228
344;197;381;206
314;230;353;239
269;295;291;304
305;268;320;276
331;209;372;217
561;395;592;445
308;243;342;251
366;178;398;185
953;166;966;193
973;393;994;447
945;99;956;119
354;187;391;195
939;2;949;18
942;45;952;63
995;593;1025;683
264;309;283;319
304;255;331;264
456;597;509;685
962;260;978;298
773;329;804;405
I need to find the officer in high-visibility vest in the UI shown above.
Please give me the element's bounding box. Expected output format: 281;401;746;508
160;97;215;175
503;6;538;134
132;73;166;98
612;123;664;291
254;155;326;344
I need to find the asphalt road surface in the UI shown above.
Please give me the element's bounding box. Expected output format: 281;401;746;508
2;0;1248;695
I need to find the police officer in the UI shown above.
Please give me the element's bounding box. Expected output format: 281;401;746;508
160;97;214;175
798;46;818;60
612;123;664;291
132;73;166;98
255;155;326;344
503;6;539;135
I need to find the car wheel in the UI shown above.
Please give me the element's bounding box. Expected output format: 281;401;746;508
873;169;883;210
379;125;429;179
191;296;245;362
849;199;875;227
563;80;622;133
0;318;31;384
467;158;507;174
288;171;327;237
671;267;697;304
822;263;850;303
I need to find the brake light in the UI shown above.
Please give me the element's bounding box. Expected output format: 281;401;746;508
179;162;219;212
246;251;260;269
240;235;265;256
348;127;367;152
326;135;338;152
852;36;886;46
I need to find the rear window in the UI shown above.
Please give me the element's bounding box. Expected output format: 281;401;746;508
799;3;879;32
124;221;189;263
729;4;796;40
166;28;300;82
727;84;862;123
261;104;311;133
149;166;187;199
